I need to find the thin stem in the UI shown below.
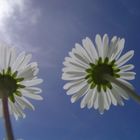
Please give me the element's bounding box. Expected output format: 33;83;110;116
2;97;14;140
104;74;140;104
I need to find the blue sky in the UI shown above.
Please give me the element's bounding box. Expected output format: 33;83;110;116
0;0;140;139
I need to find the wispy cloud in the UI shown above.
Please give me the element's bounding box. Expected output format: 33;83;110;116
0;0;42;51
0;0;60;69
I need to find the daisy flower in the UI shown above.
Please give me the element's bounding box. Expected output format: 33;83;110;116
0;44;43;120
62;34;137;114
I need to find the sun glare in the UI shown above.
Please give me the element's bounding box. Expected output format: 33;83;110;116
0;0;13;20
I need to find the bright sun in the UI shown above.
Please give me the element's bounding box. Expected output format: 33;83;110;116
0;0;13;20
0;0;24;26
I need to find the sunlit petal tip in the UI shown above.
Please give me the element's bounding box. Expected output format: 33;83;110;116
85;37;89;40
96;34;101;38
75;43;80;47
121;38;125;43
71;98;75;103
87;105;92;109
103;33;108;38
120;102;125;106
38;96;43;100
39;79;43;84
99;111;104;115
22;114;26;119
130;50;134;55
80;104;85;109
32;107;35;111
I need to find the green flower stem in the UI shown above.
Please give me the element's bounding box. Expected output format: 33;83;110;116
2;97;14;140
104;74;140;104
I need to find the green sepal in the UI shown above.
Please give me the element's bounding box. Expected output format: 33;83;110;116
86;69;92;73
107;83;112;89
9;95;15;103
98;57;102;64
103;85;107;92
2;70;5;75
15;91;22;97
12;71;18;78
113;68;120;72
110;60;115;65
90;82;96;89
114;74;120;78
6;67;12;75
89;63;95;68
87;78;93;84
17;77;24;82
97;85;101;92
17;84;25;88
104;57;109;64
85;74;91;79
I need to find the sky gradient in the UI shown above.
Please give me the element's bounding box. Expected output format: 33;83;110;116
0;0;140;139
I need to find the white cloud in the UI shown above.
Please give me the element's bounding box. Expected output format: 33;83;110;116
0;0;58;68
30;8;41;25
0;0;42;49
0;0;24;28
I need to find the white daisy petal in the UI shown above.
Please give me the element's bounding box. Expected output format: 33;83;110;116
106;89;112;107
98;91;104;114
25;87;42;94
62;66;85;73
18;63;38;80
116;50;134;67
107;36;117;58
20;79;43;86
22;91;43;100
107;89;117;106
67;81;87;95
115;39;125;60
102;91;110;110
111;85;124;106
103;34;109;59
71;85;89;103
111;39;125;60
119;64;134;72
82;37;98;62
69;50;90;68
12;51;26;71
9;100;25;119
0;101;3;117
62;73;85;80
9;47;17;67
95;34;103;57
75;43;91;63
64;56;88;69
117;78;134;90
119;72;136;80
63;61;86;72
80;89;93;108
87;87;97;109
5;46;11;69
94;92;99;109
16;96;35;110
63;79;85;91
18;54;32;70
14;97;26;110
114;85;129;100
63;70;86;77
0;45;5;69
